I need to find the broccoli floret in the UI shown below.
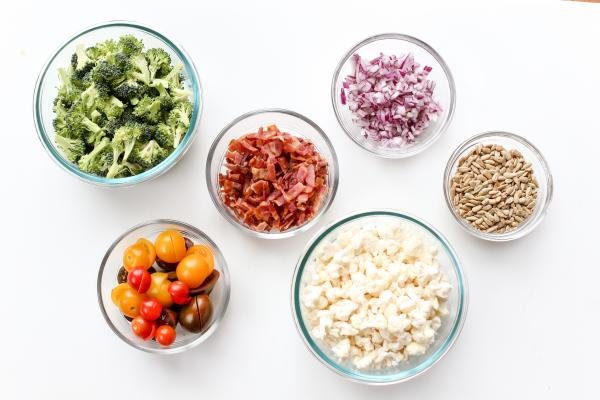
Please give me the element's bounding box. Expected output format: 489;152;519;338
112;122;144;162
71;44;94;71
104;108;139;137
114;52;131;71
80;84;100;110
118;35;144;56
56;68;81;106
55;134;86;163
163;63;183;88
97;96;125;120
113;79;146;103
133;95;163;123
170;87;192;102
86;39;118;61
154;123;174;149
78;137;111;174
92;60;124;85
146;48;172;79
53;98;70;133
139;124;155;142
130;140;168;169
64;102;103;142
129;54;150;85
168;101;192;127
166;101;192;148
149;78;169;97
106;160;142;178
71;63;94;89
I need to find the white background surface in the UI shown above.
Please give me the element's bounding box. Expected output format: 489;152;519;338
1;0;598;398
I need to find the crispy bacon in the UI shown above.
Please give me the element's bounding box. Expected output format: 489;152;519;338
218;125;329;232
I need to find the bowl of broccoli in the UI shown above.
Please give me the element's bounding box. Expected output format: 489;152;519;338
33;21;202;186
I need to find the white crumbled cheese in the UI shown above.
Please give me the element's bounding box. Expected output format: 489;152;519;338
301;220;452;370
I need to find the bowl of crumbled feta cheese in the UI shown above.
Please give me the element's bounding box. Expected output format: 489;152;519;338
291;210;468;384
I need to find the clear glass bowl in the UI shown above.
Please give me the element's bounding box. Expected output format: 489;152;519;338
443;131;553;241
331;33;456;159
206;109;339;239
33;21;203;187
97;219;230;354
290;210;468;384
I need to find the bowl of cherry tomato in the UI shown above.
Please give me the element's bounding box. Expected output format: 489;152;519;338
97;219;231;354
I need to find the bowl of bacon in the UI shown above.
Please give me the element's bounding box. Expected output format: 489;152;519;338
206;109;339;239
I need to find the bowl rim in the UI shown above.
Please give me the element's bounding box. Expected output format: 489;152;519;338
96;219;231;354
331;32;456;159
290;209;469;385
205;108;340;239
443;131;554;242
32;20;203;187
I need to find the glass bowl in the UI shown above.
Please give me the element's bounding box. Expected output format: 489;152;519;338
33;21;202;187
206;109;339;239
331;33;456;159
443;131;553;241
291;210;468;384
97;219;230;354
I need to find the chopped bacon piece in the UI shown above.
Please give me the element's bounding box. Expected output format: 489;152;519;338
218;125;329;232
306;164;316;187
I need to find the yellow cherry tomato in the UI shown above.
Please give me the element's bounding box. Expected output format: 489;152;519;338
118;288;146;318
123;243;152;271
147;272;173;307
176;254;214;289
155;230;187;264
111;283;130;306
136;238;156;266
185;245;215;271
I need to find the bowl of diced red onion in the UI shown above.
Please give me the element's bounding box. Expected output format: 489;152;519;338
332;33;456;159
206;109;339;239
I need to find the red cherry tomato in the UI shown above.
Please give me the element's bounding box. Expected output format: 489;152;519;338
168;281;191;305
128;268;151;293
140;298;163;321
131;317;156;340
155;325;176;346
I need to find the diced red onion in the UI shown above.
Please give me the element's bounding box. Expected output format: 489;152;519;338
340;52;442;147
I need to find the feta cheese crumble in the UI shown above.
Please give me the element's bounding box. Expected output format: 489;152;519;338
300;220;452;370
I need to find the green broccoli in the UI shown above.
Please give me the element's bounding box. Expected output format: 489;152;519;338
71;44;93;71
133;95;164;123
149;79;169;97
53;98;70;133
113;79;146;103
163;63;184;89
78;137;111;173
146;48;172;79
63;101;103;142
86;39;118;60
55;134;86;163
118;35;144;56
56;68;81;106
154;123;174;149
92;60;124;85
97;96;125;120
166;101;192;148
168;101;192;127
114;52;131;71
130;140;168;169
129;54;151;85
80;84;100;110
71;63;94;89
112;122;144;162
52;35;192;178
170;87;192;102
